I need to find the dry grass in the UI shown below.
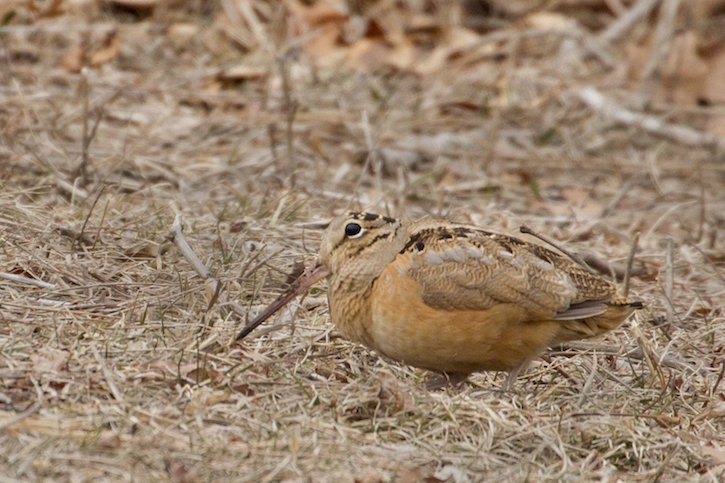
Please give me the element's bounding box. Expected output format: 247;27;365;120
1;1;724;481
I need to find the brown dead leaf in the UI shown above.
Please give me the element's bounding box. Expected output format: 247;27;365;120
384;40;417;72
522;11;576;31
31;348;69;375
165;459;195;483
167;23;199;45
217;65;268;83
148;360;223;385
703;47;725;134
97;431;122;450
561;187;601;214
109;0;158;9
347;38;391;72
670;34;704;82
702;443;725;473
90;34;120;67
61;45;85;73
395;465;443;483
301;0;348;26
303;23;343;61
627;31;709;106
376;371;414;414
353;468;385;483
123;240;169;258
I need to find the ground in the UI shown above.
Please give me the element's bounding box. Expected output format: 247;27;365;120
1;1;724;481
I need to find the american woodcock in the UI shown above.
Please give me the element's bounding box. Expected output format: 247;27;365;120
315;211;641;386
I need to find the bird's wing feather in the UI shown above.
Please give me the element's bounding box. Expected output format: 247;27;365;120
401;225;615;319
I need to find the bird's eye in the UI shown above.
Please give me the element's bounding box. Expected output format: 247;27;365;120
344;222;364;238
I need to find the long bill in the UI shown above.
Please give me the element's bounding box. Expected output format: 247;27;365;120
234;261;330;341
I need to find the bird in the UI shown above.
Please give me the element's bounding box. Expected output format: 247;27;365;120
316;211;642;388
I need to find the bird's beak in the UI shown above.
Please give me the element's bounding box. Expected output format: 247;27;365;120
234;260;330;341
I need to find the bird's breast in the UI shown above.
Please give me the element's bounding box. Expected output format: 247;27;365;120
367;256;561;373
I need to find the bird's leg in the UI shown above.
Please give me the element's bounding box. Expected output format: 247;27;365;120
503;357;535;391
425;372;469;391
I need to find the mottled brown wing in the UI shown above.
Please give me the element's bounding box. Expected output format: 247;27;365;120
400;225;616;320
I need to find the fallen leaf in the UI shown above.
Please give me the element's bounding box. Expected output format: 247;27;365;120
61;45;84;73
522;11;576;31
301;0;348;26
165;459;194;483
167;23;199;44
31;348;69;375
347;38;390;72
109;0;158;9
217;65;268;83
90;34;120;67
303;22;343;61
702;444;725;474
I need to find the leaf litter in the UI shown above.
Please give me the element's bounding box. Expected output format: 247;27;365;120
1;1;724;481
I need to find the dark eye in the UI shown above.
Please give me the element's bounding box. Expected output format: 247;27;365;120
344;222;363;238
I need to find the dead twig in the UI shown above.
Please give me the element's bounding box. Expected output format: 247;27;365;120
167;214;248;348
696;161;706;243
664;239;674;325
599;0;661;45
56;225;94;246
0;272;56;290
630;318;667;387
623;232;640;298
600;178;636;218
0;403;41;431
641;0;680;83
576;87;725;151
556;341;701;375
75;185;106;252
22;142;90;200
168;214;214;281
277;53;298;187
91;344;125;405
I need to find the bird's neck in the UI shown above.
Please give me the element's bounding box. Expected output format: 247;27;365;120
327;272;376;347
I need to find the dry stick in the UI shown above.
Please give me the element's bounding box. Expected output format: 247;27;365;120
168;214;212;280
576;87;725;151
559;341;700;374
598;0;661;45
482;32;521;170
360;110;386;210
56;225;94;246
92;197;110;251
0;272;56;290
346;110;379;212
0;403;41;431
641;0;680;82
21;142;90;200
622;232;640;298
664;239;674;325
277;54;298;188
91;344;125;405
696;161;706;243
600;177;635;218
167;214;248;348
75;71;115;182
631;319;667;387
267;122;279;166
578;351;599;406
78;69;90;183
75;185;106;252
603;0;627;16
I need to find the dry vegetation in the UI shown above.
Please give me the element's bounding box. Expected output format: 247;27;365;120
1;0;724;481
